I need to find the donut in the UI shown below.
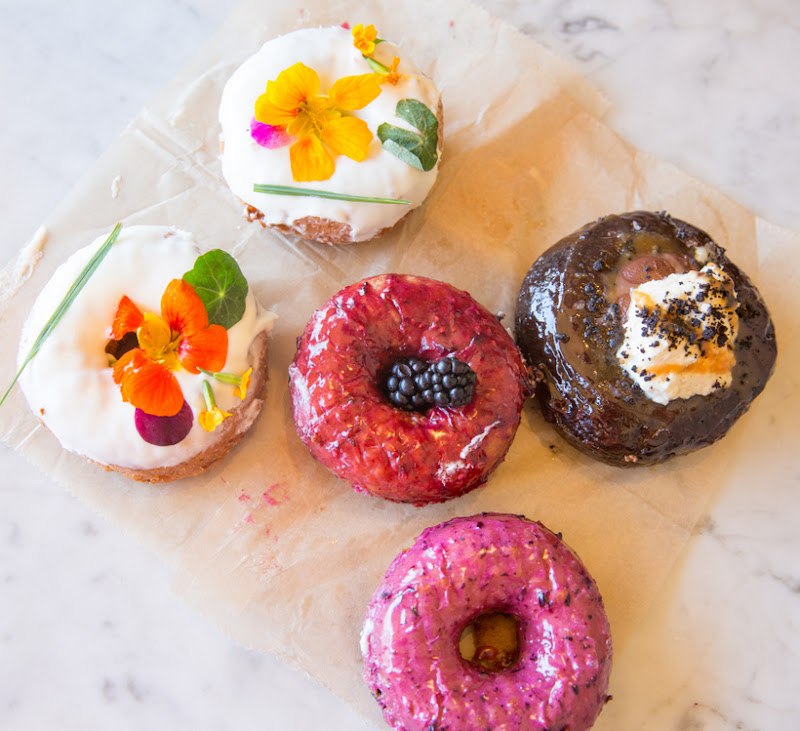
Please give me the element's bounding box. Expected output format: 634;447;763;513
514;211;777;466
288;274;529;505
219;25;442;244
361;513;613;730
17;225;275;482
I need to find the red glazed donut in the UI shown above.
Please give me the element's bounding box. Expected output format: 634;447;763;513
288;274;529;505
361;513;613;731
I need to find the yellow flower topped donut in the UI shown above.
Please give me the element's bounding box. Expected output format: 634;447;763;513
219;25;442;244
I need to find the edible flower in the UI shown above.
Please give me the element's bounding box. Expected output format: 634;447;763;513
234;368;252;400
250;117;292;149
254;62;381;182
199;366;252;401
379;56;402;86
352;24;402;86
199;381;231;432
111;280;228;417
351;23;378;56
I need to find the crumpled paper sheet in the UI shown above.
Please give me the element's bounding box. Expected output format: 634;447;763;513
1;0;797;725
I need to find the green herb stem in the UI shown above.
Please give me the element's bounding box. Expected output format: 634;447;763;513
201;380;217;410
364;55;390;74
198;368;241;386
0;222;123;409
253;184;410;205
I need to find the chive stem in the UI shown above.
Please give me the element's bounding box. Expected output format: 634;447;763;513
253;184;410;205
0;223;123;409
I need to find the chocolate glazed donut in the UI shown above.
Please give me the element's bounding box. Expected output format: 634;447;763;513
514;211;777;466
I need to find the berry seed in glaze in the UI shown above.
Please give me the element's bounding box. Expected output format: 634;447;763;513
514;211;777;466
288;274;529;505
361;513;613;731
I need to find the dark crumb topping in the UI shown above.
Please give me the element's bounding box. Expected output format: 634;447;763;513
634;274;736;357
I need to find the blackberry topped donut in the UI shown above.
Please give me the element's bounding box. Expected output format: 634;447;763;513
514;211;777;466
288;274;529;505
361;513;613;730
17;225;274;482
218;25;442;244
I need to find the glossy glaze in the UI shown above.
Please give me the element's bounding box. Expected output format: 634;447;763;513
289;274;529;504
361;513;613;730
514;211;777;466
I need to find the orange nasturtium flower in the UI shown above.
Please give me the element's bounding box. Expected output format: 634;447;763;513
254;62;381;182
111;279;228;417
351;23;378;56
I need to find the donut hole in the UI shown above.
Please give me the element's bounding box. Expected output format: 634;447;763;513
458;611;520;672
105;331;139;363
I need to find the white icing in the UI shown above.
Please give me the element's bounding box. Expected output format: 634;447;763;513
458;419;500;459
218;27;441;241
18;226;274;471
436;459;467;481
616;263;739;405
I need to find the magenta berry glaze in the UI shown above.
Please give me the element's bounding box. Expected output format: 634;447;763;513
361;513;613;731
288;274;529;506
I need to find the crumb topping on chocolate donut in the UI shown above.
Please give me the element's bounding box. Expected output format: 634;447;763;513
514;210;777;466
617;262;739;404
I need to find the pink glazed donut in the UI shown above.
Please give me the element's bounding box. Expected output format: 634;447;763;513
361;513;613;731
289;274;529;505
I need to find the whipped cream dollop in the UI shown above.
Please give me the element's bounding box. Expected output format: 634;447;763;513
616;262;739;405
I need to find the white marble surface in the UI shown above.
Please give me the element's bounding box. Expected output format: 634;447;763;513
1;1;798;729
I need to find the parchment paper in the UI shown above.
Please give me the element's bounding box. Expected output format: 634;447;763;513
1;0;797;726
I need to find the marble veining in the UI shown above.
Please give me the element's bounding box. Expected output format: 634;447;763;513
1;1;799;730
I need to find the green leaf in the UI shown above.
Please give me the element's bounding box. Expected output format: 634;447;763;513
183;250;248;330
377;128;433;171
0;222;122;409
396;99;438;139
377;99;439;172
253;184;410;205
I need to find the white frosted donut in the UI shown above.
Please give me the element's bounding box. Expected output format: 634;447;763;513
18;226;274;481
219;26;442;243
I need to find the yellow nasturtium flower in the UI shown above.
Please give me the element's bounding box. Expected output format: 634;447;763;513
199;406;231;432
234;368;252;400
199;381;231;433
254;62;381;182
351;23;378;56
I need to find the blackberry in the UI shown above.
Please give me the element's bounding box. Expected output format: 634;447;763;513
385;356;477;411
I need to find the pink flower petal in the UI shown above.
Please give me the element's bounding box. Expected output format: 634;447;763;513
134;400;193;446
250;118;292;149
